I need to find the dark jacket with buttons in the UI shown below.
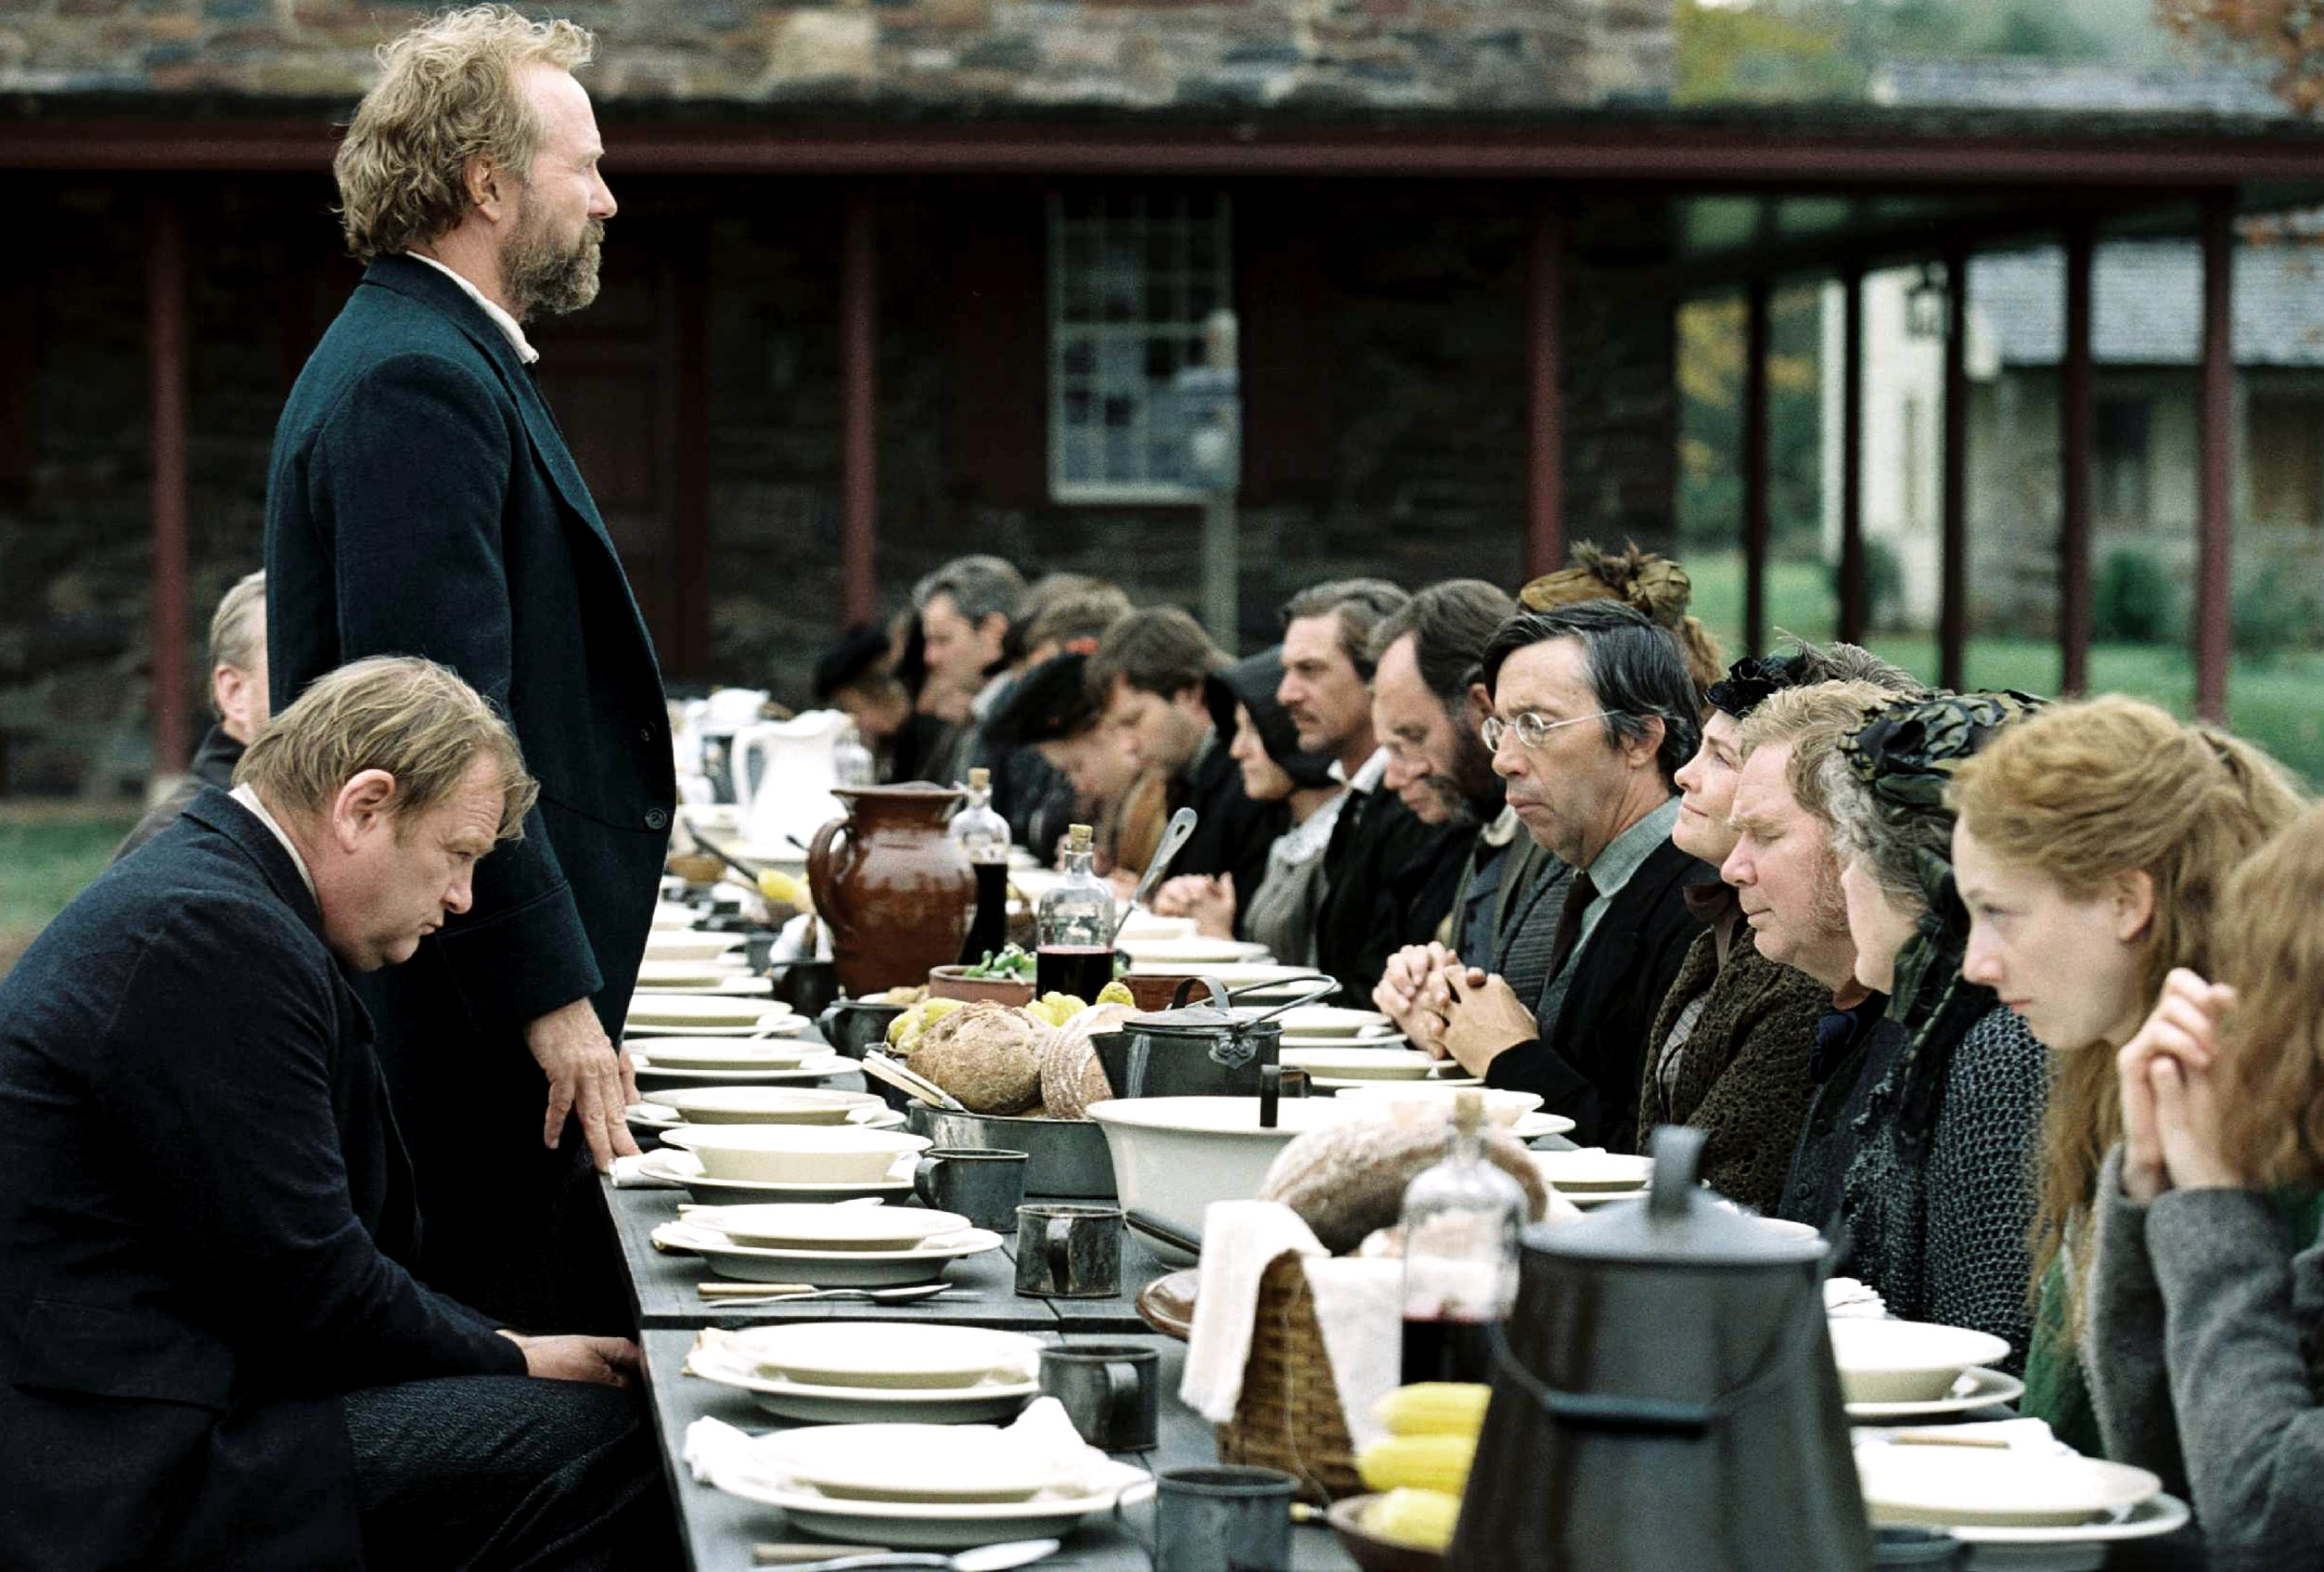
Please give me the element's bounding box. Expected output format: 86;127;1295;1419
265;255;673;1309
0;792;524;1570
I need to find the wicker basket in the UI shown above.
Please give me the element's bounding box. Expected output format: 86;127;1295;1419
1215;1251;1363;1504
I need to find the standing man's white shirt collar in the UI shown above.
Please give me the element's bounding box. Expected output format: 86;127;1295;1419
404;251;539;366
228;783;318;903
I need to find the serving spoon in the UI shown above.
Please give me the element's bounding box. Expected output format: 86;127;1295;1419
1109;806;1199;946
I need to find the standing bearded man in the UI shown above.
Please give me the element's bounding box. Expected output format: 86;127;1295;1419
266;6;672;1328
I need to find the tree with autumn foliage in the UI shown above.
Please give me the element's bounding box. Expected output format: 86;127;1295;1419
2161;0;2324;112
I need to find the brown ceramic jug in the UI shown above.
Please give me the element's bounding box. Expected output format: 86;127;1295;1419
807;784;976;997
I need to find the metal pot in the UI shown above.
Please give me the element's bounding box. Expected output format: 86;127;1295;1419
1448;1126;1870;1572
1087;976;1332;1120
905;1104;1117;1199
815;999;906;1063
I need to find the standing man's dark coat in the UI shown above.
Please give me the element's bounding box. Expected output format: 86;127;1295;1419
0;792;524;1570
266;254;674;1324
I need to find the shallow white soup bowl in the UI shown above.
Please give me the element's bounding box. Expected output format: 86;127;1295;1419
1085;1096;1352;1265
663;1125;931;1183
1827;1317;2013;1405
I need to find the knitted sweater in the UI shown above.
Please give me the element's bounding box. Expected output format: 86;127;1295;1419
2088;1146;2324;1572
1637;924;1829;1215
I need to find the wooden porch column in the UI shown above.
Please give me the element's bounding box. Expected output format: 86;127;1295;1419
148;193;189;777
1838;267;1868;644
1741;279;1771;656
840;190;880;627
1938;246;1970;691
1525;200;1565;580
2194;190;2235;723
2059;222;2095;696
672;222;712;682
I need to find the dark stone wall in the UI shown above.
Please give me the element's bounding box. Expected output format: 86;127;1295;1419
0;173;1673;795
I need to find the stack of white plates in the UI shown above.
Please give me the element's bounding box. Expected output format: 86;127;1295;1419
651;1215;1000;1286
1853;1440;2187;1548
633;1146;913;1204
624;1087;903;1140
1115;935;1273;966
624;996;802;1036
627;1042;842;1087
686;1321;1039;1420
1280;1047;1443;1084
1829;1319;2022;1419
644;930;751;963
1274;1005;1392;1037
1529;1149;1653;1207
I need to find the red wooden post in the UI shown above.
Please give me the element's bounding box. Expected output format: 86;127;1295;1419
1939;246;1970;692
1838;268;1868;644
148;193;190;778
2059;222;2095;696
1742;279;1771;655
1526;200;1565;581
840;191;880;627
672;222;712;682
2194;191;2235;724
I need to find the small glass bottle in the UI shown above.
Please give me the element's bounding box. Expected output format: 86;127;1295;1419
832;720;876;787
1035;822;1116;999
950;767;1012;965
1399;1089;1527;1385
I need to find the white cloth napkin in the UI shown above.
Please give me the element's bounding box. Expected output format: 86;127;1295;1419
1181;1201;1328;1424
684;1398;1149;1499
1300;1255;1404;1450
1823;1277;1887;1318
611;1152;686;1190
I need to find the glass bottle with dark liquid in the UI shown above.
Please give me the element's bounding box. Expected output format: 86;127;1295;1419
948;767;1012;966
1399;1089;1526;1385
1034;822;1117;999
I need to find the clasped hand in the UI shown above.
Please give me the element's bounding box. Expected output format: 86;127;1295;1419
2117;967;2247;1205
1373;945;1537;1076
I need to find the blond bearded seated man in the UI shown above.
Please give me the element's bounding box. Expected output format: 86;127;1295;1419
0;658;668;1570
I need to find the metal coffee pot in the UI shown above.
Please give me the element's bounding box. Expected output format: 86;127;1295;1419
1088;976;1333;1117
1448;1126;1870;1572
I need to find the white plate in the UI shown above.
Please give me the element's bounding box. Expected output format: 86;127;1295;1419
1281;1047;1439;1080
1948;1492;2189;1547
1855;1442;2163;1528
1112;912;1196;942
627;1101;901;1135
751;1424;1083;1502
1115;936;1273;964
1563;1189;1648;1209
627;995;791;1029
626;1039;819;1072
663;1124;931;1184
680;1204;974;1251
630;1052;845;1088
708;1462;1152;1551
652;1220;1001;1285
650;903;700;931
1830;1319;2017;1405
1279;1032;1410;1052
1329;1083;1543;1120
651;1086;885;1124
644;932;750;961
1311;1074;1482;1092
635;974;773;998
636;1148;916;1203
1124;960;1321;990
687;1346;1038;1424
1846;1366;2025;1421
636;957;753;987
715;1321;1045;1390
1531;1150;1656;1192
1273;1005;1393;1037
625;1013;810;1040
1509;1111;1579;1139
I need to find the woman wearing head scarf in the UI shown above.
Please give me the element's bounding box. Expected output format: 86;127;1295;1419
1808;690;2049;1368
1152;648;1344;967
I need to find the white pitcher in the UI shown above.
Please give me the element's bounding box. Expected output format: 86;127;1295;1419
730;710;853;857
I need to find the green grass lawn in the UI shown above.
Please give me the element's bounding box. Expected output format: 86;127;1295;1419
0;808;135;979
1681;549;2324;789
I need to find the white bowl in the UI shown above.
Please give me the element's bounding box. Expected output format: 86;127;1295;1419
1855;1443;2161;1527
643;932;749;961
752;1424;1082;1503
636;957;749;987
651;1086;887;1126
1113;912;1197;942
1828;1318;2015;1405
1272;1005;1393;1037
723;1321;1044;1390
683;1204;973;1251
1327;1086;1546;1125
1085;1096;1352;1265
662;1124;931;1183
624;1038;817;1072
1279;1047;1438;1080
626;995;790;1029
1530;1150;1654;1193
1114;936;1273;964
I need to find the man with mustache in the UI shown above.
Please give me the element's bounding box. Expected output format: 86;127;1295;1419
265;6;671;1329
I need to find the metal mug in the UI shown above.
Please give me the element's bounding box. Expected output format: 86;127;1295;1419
912;1147;1029;1233
1013;1203;1123;1298
1038;1343;1160;1451
1151;1464;1297;1572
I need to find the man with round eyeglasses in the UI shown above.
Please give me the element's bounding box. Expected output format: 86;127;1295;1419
1418;600;1711;1150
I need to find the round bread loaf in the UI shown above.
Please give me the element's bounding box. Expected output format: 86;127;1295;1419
1039;1001;1134;1119
908;1001;1046;1115
1257;1114;1551;1254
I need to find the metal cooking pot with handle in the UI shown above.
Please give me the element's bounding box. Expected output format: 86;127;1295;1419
1088;975;1333;1124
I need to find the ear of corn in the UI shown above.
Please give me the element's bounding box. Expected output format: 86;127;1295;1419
1355;1432;1475;1496
1363;1487;1462;1552
1372;1381;1492;1437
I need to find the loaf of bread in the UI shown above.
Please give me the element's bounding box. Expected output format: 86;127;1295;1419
1257;1115;1552;1254
908;1001;1046;1115
1039;1001;1134;1119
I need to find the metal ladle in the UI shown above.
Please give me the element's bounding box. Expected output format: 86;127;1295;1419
1110;806;1199;947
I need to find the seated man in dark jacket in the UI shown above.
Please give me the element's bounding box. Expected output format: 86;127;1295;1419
1431;602;1710;1150
0;656;664;1571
